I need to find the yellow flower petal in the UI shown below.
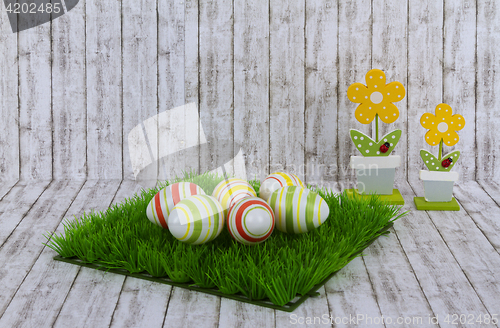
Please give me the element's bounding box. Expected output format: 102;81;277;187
347;83;368;103
449;113;465;131
383;81;405;103
435;103;453;119
355;102;376;124
424;129;441;146
377;103;399;124
443;130;459;147
365;69;386;89
420;112;437;130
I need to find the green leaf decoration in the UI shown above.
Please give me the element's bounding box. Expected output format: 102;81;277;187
420;149;461;172
349;129;402;157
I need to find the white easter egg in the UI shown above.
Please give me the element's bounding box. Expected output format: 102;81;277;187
212;178;257;215
227;197;275;246
146;182;206;229
168;195;224;245
267;186;330;234
259;172;305;202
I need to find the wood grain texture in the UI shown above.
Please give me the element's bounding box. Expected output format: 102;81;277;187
219;300;275;328
372;0;408;181
0;180;121;328
396;182;490;326
476;0;500;182
269;0;306;180
304;0;338;186
407;0;444;181
337;0;372;183
275;287;330;327
443;0;476;182
18;20;52;180
122;0;158;180
163;288;220;328
410;180;500;318
0;180;82;317
110;277;172;328
157;0;190;181
478;180;500;207
0;11;19;181
54;179;148;328
325;257;384;328
86;0;122;179
361;229;435;327
234;0;270;181
454;181;500;250
199;0;234;175
0;181;50;247
51;0;87;180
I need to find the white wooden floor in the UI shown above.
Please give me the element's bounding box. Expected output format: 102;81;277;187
0;179;499;328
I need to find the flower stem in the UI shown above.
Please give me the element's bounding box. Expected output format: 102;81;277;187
375;114;379;143
438;138;443;161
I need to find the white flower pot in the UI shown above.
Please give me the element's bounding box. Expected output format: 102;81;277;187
419;170;459;202
350;155;401;195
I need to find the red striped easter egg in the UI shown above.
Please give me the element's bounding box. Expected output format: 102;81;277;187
212;178;257;215
259;172;305;202
146;182;206;229
227;197;275;246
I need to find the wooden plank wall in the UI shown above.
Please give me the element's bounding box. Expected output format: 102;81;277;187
0;0;498;184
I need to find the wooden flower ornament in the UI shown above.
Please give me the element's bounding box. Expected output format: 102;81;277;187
419;103;465;172
347;69;406;124
347;69;406;156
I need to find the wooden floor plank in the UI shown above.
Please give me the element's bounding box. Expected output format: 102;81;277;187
276;287;330;327
219;300;275;328
108;180;173;328
0;180;121;328
0;180;51;247
361;228;435;327
163;288;220;328
395;181;490;327
325;257;384;328
53;180;151;328
410;180;500;319
478;180;500;208
453;181;500;250
0;180;18;201
0;180;83;317
110;278;172;328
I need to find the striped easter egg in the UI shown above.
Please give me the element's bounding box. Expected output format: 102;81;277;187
212;178;257;215
259;172;305;202
146;182;206;229
168;195;224;245
267;186;329;234
227;197;275;246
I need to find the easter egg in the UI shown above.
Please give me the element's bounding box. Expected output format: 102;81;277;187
146;182;206;229
267;186;329;234
168;195;224;245
259;172;305;202
212;178;257;215
227;197;275;246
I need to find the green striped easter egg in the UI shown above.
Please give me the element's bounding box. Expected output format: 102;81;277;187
168;195;224;245
267;186;330;234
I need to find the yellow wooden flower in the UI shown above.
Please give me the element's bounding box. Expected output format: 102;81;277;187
347;69;406;124
420;103;465;146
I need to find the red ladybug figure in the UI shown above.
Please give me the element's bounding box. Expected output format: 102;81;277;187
441;158;453;168
379;142;391;153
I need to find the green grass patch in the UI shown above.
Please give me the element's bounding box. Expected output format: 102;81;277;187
45;172;406;307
